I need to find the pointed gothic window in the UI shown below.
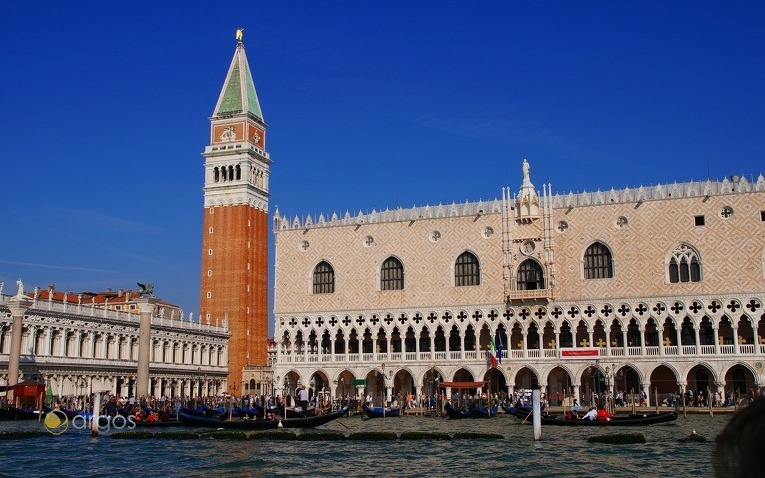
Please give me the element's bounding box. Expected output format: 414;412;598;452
517;259;545;290
668;244;701;283
312;261;335;294
455;251;480;286
583;242;614;279
381;256;404;291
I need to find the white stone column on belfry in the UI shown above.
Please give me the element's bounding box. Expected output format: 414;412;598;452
6;291;33;404
134;296;159;398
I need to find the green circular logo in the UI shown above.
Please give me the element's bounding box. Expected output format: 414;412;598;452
44;410;69;435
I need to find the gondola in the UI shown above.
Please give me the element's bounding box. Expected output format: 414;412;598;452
504;406;678;426
132;416;181;427
0;406;44;420
444;403;472;419
470;405;499;419
176;406;347;430
362;404;400;418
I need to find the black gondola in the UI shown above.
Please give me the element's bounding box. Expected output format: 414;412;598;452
362;404;401;418
176;406;347;429
504;405;678;426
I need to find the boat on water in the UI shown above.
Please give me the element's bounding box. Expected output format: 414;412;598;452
444;403;498;419
362;404;401;418
176;406;347;430
132;416;180;427
0;406;44;420
470;405;499;419
504;406;678;426
444;403;471;419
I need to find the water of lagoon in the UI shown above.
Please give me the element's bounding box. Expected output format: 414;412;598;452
0;412;729;477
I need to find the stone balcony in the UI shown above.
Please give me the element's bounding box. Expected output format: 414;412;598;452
277;343;764;365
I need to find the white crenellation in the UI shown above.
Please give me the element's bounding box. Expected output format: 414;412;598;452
273;175;765;232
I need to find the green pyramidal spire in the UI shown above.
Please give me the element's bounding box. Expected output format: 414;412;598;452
213;31;263;120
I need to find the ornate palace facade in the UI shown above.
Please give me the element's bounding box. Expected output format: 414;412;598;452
0;286;228;398
272;164;765;405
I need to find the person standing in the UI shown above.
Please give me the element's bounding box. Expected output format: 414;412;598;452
297;385;309;417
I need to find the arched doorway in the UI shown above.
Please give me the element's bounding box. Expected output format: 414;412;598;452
514;366;539;390
649;364;679;406
547;366;572;406
685;364;715;406
482;368;507;399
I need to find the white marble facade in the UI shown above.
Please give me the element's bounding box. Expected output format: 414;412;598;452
272;163;765;406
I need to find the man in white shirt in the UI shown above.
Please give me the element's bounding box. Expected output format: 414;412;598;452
297;385;309;417
582;406;598;420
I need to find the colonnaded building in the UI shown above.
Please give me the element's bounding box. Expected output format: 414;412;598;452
0;285;229;399
271;161;765;406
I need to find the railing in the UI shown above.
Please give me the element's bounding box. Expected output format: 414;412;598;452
0;354;225;372
719;345;734;354
506;288;553;302
17;300;229;335
270;340;763;365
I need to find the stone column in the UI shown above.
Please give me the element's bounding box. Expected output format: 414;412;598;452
713;327;720;355
6;295;32;404
676;328;683;355
136;308;152;397
642;383;651;407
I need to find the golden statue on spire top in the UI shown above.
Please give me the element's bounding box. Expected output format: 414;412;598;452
236;28;244;43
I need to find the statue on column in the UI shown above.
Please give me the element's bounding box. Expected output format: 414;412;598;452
15;278;24;298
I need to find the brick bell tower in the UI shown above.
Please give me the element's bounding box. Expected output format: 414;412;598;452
201;29;270;395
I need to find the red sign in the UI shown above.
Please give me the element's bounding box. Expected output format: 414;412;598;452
560;348;600;359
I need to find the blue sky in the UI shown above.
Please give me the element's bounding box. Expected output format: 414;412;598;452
1;2;763;334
